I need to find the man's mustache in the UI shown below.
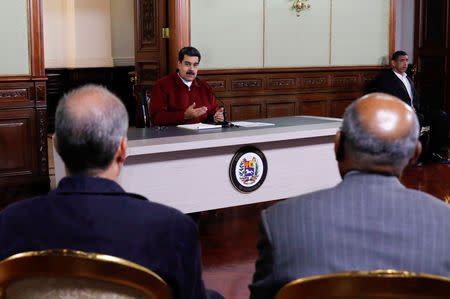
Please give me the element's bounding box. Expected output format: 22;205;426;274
186;71;195;75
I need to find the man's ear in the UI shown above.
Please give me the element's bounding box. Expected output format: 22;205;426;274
116;137;127;164
334;130;345;162
53;133;59;155
409;141;422;166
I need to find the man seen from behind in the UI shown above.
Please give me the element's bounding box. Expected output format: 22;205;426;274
249;93;450;299
0;85;221;299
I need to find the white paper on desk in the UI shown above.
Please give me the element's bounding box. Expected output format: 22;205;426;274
177;123;223;130
231;121;275;128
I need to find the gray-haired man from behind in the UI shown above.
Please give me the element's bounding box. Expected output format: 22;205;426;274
249;93;450;299
0;85;223;299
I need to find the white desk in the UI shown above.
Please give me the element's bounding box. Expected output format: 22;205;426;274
54;116;342;213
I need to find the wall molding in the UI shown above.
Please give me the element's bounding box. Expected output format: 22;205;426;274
71;57;114;68
113;57;135;67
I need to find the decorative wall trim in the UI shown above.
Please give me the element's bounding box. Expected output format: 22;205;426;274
231;79;263;90
0;89;27;100
113;57;135;66
71;57;114;68
140;0;157;47
37;108;48;175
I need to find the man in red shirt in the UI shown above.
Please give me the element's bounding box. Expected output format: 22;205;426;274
149;47;224;126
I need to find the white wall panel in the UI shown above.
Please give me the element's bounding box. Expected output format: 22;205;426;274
331;0;390;65
0;0;30;75
111;0;135;66
395;0;414;62
73;0;113;67
43;0;74;68
265;0;331;67
43;0;113;68
190;0;263;69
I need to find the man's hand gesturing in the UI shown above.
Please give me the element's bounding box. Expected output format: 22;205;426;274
184;102;207;120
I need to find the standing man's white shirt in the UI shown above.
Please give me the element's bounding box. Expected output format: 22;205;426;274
393;70;413;107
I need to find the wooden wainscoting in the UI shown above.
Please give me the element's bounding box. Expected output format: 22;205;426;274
0;80;49;209
199;67;386;120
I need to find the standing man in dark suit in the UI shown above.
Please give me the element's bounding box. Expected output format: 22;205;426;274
0;85;222;299
378;50;449;163
249;93;450;299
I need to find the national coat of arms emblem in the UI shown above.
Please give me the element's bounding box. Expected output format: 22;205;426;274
238;157;259;185
229;146;268;193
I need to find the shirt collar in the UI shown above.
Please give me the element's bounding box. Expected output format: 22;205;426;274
174;71;199;88
56;176;125;194
393;69;407;80
344;170;362;178
177;72;193;87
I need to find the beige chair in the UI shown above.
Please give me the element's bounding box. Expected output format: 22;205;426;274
0;249;172;299
276;269;450;299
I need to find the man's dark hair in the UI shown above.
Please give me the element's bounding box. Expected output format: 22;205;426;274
391;50;408;61
55;85;128;176
178;46;201;63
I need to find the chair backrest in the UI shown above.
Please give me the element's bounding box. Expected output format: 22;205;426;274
140;88;151;127
275;270;450;299
0;249;172;299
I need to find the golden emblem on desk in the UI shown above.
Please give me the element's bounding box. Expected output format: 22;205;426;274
292;0;311;17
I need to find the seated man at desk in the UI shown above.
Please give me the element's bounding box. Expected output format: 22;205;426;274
149;46;224;126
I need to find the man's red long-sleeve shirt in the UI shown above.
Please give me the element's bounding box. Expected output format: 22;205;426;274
149;72;219;126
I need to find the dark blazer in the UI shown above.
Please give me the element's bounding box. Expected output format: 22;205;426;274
249;172;450;299
0;176;207;299
378;69;419;111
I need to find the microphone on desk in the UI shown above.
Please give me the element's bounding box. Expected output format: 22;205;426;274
196;77;237;128
216;98;237;128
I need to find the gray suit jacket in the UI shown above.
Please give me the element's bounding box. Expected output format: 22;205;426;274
249;172;450;299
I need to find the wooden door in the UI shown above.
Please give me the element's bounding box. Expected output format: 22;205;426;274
134;0;168;127
414;0;450;120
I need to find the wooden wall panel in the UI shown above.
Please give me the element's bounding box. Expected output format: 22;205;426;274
330;93;364;118
266;102;296;118
134;0;168;93
266;77;297;90
301;74;329;90
0;0;49;209
0;109;35;176
300;99;328;117
0;81;48;209
331;99;355;118
201;67;384;121
0;83;34;109
231;79;264;91
230;103;262;120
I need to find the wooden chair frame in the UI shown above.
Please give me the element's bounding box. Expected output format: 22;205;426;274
276;269;450;299
0;249;172;299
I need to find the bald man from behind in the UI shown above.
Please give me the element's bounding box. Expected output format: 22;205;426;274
0;85;224;299
249;93;450;299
